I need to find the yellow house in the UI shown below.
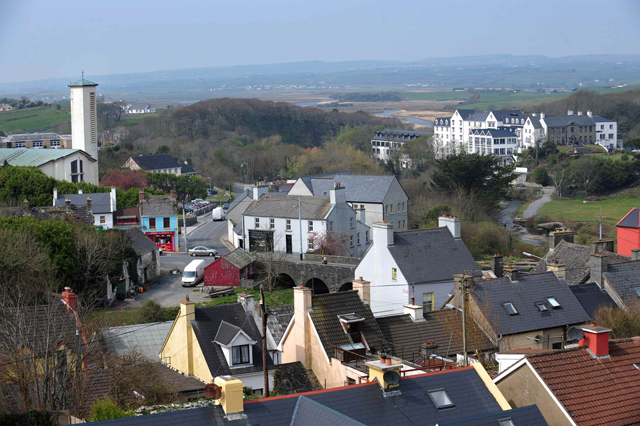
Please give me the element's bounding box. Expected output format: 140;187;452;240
159;296;274;394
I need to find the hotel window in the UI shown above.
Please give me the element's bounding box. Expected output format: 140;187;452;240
286;219;291;231
163;217;170;229
391;268;397;281
149;218;156;229
33;141;43;148
308;221;313;232
270;218;275;229
232;345;250;365
423;292;434;313
255;218;260;228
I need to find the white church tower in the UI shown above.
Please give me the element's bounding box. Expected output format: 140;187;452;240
69;72;99;162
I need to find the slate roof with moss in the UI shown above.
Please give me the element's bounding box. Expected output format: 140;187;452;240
139;194;178;217
244;194;332;220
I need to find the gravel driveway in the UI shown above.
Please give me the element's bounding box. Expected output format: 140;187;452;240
523;187;554;219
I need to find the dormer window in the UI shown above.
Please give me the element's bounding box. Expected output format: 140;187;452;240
214;320;257;368
547;297;561;308
503;302;518;316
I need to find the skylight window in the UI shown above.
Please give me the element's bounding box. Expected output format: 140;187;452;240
498;419;515;426
503;302;518;316
536;302;548;312
427;389;454;409
634;287;640;298
547;297;561;308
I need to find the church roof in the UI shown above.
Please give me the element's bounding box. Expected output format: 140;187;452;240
69;78;98;87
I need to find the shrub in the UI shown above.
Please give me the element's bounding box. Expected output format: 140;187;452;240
163;306;180;321
594;303;640;339
136;300;165;323
0;410;56;426
91;397;130;422
461;221;510;259
532;167;551;186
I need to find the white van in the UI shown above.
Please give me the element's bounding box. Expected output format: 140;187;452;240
182;259;205;287
212;206;225;221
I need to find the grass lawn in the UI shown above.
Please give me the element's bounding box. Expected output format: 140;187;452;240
0;106;70;133
119;113;159;127
199;287;293;308
537;195;640;225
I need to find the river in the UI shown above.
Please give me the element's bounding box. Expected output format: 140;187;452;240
373;110;433;128
499;201;545;246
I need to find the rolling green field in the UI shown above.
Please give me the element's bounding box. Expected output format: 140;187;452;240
400;91;470;101
119;113;159;127
0;106;70;133
538;194;640;225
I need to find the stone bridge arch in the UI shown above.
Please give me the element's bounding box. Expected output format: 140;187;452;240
278;260;356;293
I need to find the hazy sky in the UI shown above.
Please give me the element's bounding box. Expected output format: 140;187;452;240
1;0;640;83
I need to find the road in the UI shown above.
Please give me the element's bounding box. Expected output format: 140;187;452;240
523;188;554;219
135;214;233;307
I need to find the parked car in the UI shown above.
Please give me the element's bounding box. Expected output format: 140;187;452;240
188;246;218;257
222;203;230;210
182;259;205;286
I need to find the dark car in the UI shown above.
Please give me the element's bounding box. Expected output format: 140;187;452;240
222;203;230;210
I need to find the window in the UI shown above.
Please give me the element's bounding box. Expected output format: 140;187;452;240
350;235;353;247
634;287;640;298
163;217;170;229
552;342;562;350
547;297;561;308
503;302;518;315
149;218;156;229
497;419;515;426
357;233;360;245
286;219;291;231
328;221;333;232
423;292;434;313
232;345;250;365
270;218;275;229
610;124;614;129
427;389;454;409
402;202;406;212
398;202;401;212
33;141;43;148
50;140;60;147
350;217;354;229
255;218;260;228
391;268;397;281
15;142;26;148
308;221;313;232
536;302;548;312
100;216;106;224
365;231;369;243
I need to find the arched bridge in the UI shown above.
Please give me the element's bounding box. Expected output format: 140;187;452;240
277;255;358;294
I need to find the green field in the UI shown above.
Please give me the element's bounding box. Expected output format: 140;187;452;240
400;91;470;101
0;106;70;133
119;113;159;127
538;195;640;225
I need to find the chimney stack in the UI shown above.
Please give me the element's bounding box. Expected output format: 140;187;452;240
353;277;370;305
421;341;439;357
65;198;71;213
438;215;461;239
294;286;312;367
23;199;28;209
214;376;245;416
590;253;608;289
540;113;545;120
53;187;58;206
577;111;583;116
587;110;593;118
252;185;268;200
546;262;565;279
568;110;574;116
110;187;116;212
356;207;366;224
139;190;145;201
372;222;394;247
549;229;574;252
631;249;640;261
329;184;346;205
504;267;519;280
180;295;196;375
170;190;177;200
86;197;92;214
491;254;504;278
403;302;424;322
61;287;77;313
591;240;614;255
453;274;474;308
579;324;611;358
78;189;83;195
237;292;255;318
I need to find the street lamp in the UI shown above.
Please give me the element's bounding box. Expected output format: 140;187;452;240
523;251;546;267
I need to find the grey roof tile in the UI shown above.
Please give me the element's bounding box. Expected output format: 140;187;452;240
266;305;294;346
471;272;591;336
102;321;173;361
55;192;113;214
291;395;366;426
214;320;242;345
309;175;400;204
139;194;178;217
603;260;640;307
543;115;595;127
244;194;331;220
388;228;481;284
129;155;181;171
438;405;548;425
570;283;618;318
126;228;159;256
617;207;639;228
222;249;253;269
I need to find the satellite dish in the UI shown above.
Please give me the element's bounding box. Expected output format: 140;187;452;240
205;383;222;399
568;326;584;341
383;370;401;388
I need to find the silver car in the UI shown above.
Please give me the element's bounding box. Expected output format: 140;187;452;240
188;246;218;257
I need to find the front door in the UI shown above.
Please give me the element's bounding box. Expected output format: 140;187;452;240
286;235;292;254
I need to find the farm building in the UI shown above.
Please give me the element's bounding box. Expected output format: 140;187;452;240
204;249;253;287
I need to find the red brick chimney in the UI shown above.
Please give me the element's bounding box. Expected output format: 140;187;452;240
170;190;177;200
579;324;611;358
139;190;145;201
61;287;77;313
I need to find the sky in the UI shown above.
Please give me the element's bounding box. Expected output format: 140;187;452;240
1;0;640;83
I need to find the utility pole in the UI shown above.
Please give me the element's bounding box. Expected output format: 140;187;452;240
260;283;269;397
461;276;468;367
183;199;188;252
599;204;603;240
298;198;303;260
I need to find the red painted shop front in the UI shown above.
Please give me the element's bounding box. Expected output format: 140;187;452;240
146;231;175;252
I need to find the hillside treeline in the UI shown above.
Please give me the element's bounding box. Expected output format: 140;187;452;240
535;88;640;139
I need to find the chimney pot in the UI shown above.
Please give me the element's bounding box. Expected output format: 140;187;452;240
139;190;145;201
61;287;77;313
185;295;190;302
359;276;363;281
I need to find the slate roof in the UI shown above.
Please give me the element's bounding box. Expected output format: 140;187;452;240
128;102;152;110
307;174;402;204
125;228;159;256
570;283;618;318
223;249;253;269
491;110;525;122
456;109;475;120
86;366;512;426
617;207;640;228
591;115;614;123
69;78;98;87
55;192;113;214
129;155;181;171
309;291;384;359
525;338;640;425
0;148;95;167
371;129;430;143
603;260;640;307
139;194;178;217
102;321;173;361
266;305;294;347
244;194;332;220
227;190;251;213
542;115;595;127
190;303;270;376
438;405;548;426
214;320;243;345
527;116;542;129
181;163;196;174
468;112;489;121
388;228;481;284
376;310;495;360
151;363;206;394
470;272;591;336
531;240;628;286
290;395;365;426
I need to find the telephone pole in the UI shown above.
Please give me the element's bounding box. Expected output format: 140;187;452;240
461;276;468;367
260;283;269;397
298;198;303;260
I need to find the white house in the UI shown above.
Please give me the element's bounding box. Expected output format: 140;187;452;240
522;115;545;150
592;114;621;151
125;102;156;114
226;185;270;249
242;185;370;257
287;173;409;232
0;148;98;185
53;187;117;228
467;128;518;165
354;217;481;317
